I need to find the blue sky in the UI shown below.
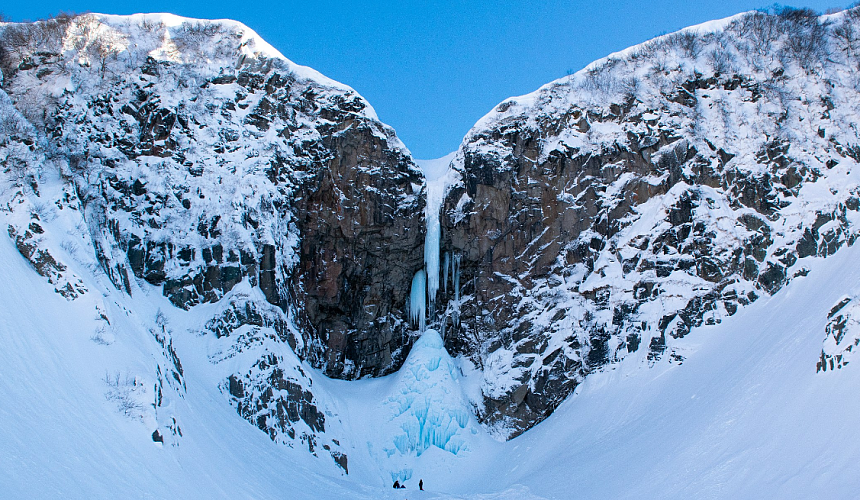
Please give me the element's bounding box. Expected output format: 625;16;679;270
2;1;849;158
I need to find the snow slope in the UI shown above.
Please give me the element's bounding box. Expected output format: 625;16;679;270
0;174;368;499
502;239;860;499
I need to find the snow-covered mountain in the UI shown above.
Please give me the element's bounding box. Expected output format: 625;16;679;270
2;7;860;499
434;6;860;438
0;11;427;474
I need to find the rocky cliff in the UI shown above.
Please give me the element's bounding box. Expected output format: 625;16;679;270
0;13;424;469
5;6;860;462
433;7;860;437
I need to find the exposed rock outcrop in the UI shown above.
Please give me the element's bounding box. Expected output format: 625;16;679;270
435;8;860;437
0;14;424;380
0;13;422;468
819;295;860;372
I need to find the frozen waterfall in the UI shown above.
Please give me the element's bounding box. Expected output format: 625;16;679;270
423;162;449;311
374;328;479;484
414;153;457;329
410;270;427;332
442;252;450;294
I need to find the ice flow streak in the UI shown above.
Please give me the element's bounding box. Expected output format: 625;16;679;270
416;152;457;318
410;270;427;332
425;188;442;308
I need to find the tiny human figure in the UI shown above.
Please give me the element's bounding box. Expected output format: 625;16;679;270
419;479;424;491
393;480;400;489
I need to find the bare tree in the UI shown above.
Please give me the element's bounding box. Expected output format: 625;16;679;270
666;31;701;59
834;17;860;69
776;7;829;70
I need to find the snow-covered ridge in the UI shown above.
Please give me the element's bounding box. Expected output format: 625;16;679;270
0;8;424;474
467;7;853;141
437;5;860;438
99;13;288;58
3;12;394;133
465;12;749;136
98;13;382;120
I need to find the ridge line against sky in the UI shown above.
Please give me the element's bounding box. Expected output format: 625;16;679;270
2;1;850;159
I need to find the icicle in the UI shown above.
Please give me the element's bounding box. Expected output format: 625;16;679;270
410;269;427;332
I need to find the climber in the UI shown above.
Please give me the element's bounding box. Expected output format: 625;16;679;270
419;479;424;491
393;480;400;489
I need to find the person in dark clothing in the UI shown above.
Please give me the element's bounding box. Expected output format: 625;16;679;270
419;479;424;491
393;480;400;489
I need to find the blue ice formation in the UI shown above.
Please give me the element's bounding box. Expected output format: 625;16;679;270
386;329;471;458
412;175;461;334
410;270;427;331
424;202;441;310
390;468;413;484
442;252;450;294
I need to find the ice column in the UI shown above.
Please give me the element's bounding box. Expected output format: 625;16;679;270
453;253;461;303
414;154;454;332
410;270;427;332
425;187;443;309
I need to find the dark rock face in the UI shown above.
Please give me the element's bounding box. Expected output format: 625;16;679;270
0;16;424;379
224;352;348;473
292;124;425;378
434;10;860;437
0;15;422;467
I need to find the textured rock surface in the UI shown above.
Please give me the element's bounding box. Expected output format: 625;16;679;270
7;7;860;455
292;123;425;378
435;8;860;437
0;13;422;467
0;14;424;380
819;295;860;372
